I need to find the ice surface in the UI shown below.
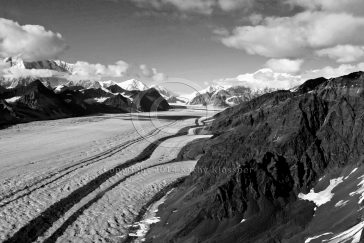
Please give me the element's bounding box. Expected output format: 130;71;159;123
0;109;216;242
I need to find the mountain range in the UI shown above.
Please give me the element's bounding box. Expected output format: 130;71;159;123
0;79;170;128
0;57;272;108
187;85;275;107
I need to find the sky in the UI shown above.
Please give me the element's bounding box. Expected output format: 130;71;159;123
1;0;364;93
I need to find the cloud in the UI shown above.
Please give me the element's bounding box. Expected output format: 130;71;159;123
0;18;68;61
0;57;168;85
131;0;253;15
302;62;364;80
316;45;364;63
214;68;303;90
214;62;364;91
286;0;364;15
70;60;129;80
265;59;303;73
67;60;167;83
3;67;57;79
248;14;263;25
217;0;253;11
219;11;364;58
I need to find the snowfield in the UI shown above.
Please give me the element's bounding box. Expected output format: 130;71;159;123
0;108;214;242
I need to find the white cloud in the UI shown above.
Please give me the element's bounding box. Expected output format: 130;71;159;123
220;11;364;58
217;0;253;11
214;68;303;90
3;67;57;79
213;62;364;91
131;0;252;14
67;60;168;83
0;58;168;85
0;59;9;74
265;59;303;73
0;18;68;61
286;0;364;15
248;14;263;25
302;62;364;80
316;45;364;63
70;60;129;80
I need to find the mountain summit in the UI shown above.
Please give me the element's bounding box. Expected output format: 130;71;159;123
118;79;149;91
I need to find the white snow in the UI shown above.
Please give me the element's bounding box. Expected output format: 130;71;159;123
101;86;112;94
240;219;246;223
54;85;65;92
349;175;364;204
334;200;349;208
129;189;174;241
100;80;117;88
298;177;344;207
344;168;358;180
305;232;333;243
226;96;238;106
95;97;108;103
5;96;21;103
323;221;364;243
84;97;109;104
119;79;148;91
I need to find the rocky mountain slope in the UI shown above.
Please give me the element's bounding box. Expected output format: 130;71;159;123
146;71;364;242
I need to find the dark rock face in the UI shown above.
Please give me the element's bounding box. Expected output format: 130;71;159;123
0;80;73;122
132;88;170;112
0;100;18;127
106;84;127;94
80;88;113;99
103;94;135;112
0;85;6;94
189;92;211;106
147;71;364;242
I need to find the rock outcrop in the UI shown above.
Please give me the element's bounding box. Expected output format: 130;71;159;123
132;88;170;112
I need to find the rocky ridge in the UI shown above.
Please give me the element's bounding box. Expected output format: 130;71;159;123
146;71;364;243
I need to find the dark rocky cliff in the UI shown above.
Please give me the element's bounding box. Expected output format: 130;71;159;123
146;72;364;242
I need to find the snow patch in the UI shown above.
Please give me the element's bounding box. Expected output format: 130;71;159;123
323;221;364;243
305;232;333;243
54;85;65;92
298;177;343;207
349;175;364;204
344;168;358;180
5;96;21;103
128;190;173;241
334;200;349;208
119;79;148;91
94;97;108;103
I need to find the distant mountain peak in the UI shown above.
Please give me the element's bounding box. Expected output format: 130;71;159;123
119;79;149;91
3;57;71;73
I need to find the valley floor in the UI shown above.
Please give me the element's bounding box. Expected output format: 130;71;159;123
0;108;214;242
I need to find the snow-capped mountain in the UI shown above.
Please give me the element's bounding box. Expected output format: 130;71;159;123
118;79;149;91
150;84;174;98
186;85;274;107
4;57;72;73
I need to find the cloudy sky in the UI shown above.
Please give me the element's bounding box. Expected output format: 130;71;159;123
1;0;364;91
